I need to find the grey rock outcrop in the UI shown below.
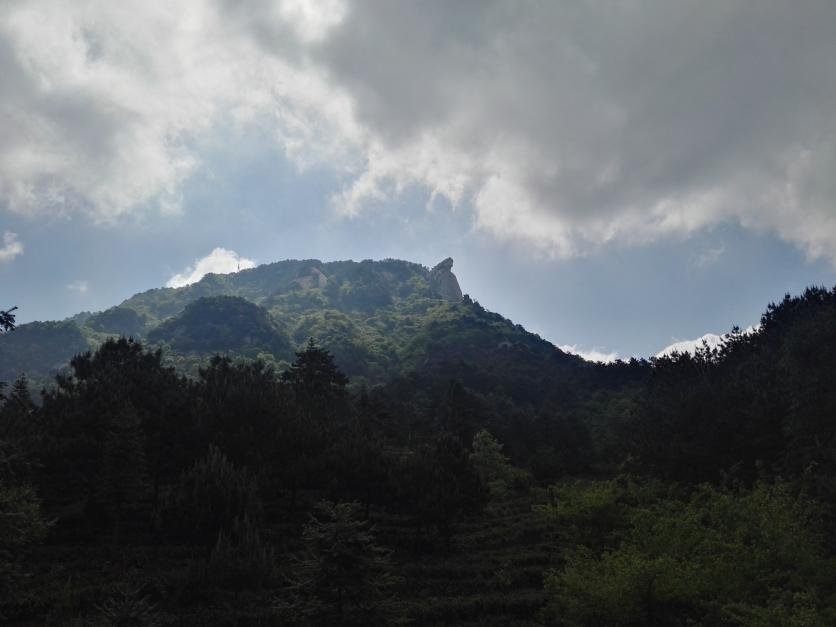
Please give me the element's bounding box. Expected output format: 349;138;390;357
429;257;463;302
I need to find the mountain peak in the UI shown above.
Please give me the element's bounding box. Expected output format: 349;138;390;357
430;257;462;302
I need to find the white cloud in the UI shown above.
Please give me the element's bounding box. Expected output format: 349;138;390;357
0;231;23;262
0;0;351;222
66;279;89;294
656;326;760;358
559;344;619;364
2;2;836;264
656;333;725;358
167;247;255;288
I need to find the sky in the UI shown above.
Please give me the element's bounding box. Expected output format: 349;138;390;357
1;0;835;360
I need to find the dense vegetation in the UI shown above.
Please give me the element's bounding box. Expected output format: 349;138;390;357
0;258;525;387
1;263;835;624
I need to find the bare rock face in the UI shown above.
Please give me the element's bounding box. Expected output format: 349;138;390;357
429;257;463;302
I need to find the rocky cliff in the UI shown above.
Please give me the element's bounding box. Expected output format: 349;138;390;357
429;257;463;302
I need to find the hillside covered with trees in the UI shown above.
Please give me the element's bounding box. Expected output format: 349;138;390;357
1;263;835;624
0;257;581;388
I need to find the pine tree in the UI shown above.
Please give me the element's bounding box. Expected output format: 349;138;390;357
0;376;37;484
163;444;261;549
286;501;397;624
97;409;147;545
282;338;348;399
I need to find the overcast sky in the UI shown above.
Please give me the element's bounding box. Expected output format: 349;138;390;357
1;0;835;359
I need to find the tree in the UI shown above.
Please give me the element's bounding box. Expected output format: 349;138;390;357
96;409;148;545
38;338;191;514
0;482;49;616
541;481;833;625
162;445;261;550
0;376;38;485
0;306;16;334
470;429;515;499
325;422;391;516
282;338;348;400
285;501;397;624
395;433;487;551
0;306;16;404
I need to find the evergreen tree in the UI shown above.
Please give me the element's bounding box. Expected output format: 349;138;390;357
470;429;515;499
396;433;487;551
0;375;37;484
285;501;396;624
0;482;49;618
162;444;261;549
282;338;348;399
97;409;147;545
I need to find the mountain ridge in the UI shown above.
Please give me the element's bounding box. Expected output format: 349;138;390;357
1;256;580;387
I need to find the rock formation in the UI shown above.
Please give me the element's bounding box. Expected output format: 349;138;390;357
429;257;463;302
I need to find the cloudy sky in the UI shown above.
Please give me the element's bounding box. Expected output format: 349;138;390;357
2;0;835;359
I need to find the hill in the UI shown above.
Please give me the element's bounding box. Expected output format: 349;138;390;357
0;257;583;388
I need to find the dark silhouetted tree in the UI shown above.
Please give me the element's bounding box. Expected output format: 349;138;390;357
282;338;348;400
162;444;261;550
97;408;147;545
285;501;396;624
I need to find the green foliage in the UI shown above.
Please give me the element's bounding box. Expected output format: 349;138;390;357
283;501;397;624
197;515;275;591
97;409;148;544
0;482;49;617
87;306;149;338
0;375;38;484
470;430;518;499
282;337;348;399
0;320;91;384
148;295;292;360
3;272;836;624
162;445;261;548
394;433;488;550
37;338;188;522
542;481;836;625
535;479;631;549
0;482;48;554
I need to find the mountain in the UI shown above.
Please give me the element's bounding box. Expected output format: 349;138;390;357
4;264;835;625
0;257;583;388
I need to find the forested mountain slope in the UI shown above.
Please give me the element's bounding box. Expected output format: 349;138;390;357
3;257;585;386
1;285;835;624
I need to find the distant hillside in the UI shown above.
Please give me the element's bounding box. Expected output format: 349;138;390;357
147;295;293;360
0;321;89;384
0;257;582;388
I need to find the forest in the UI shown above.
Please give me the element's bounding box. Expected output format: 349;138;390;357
1;279;835;625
